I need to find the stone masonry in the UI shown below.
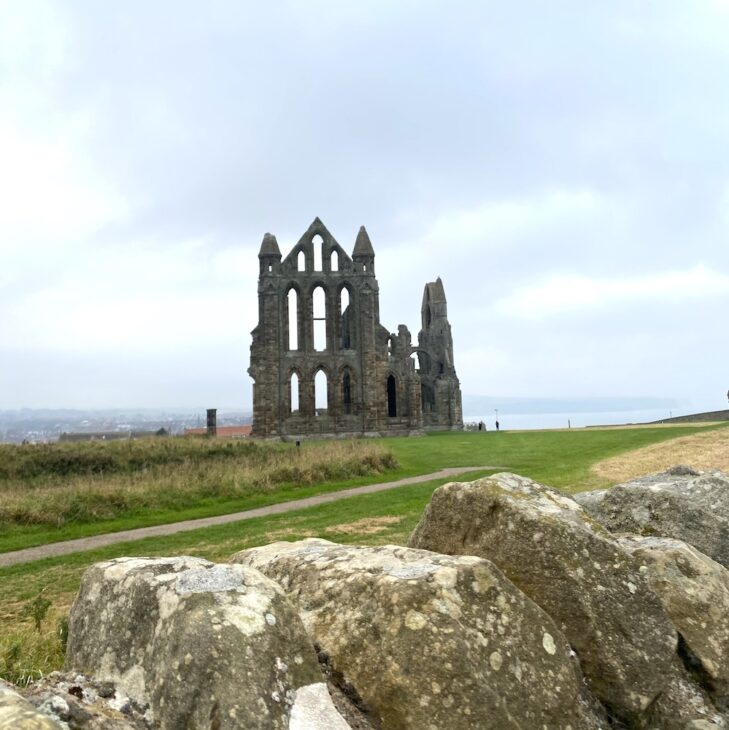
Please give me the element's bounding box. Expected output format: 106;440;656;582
248;218;463;438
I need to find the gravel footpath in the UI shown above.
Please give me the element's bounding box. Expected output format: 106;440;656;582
0;466;497;568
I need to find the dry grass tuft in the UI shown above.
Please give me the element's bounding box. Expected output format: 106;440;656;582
592;427;729;483
324;516;402;535
0;439;398;529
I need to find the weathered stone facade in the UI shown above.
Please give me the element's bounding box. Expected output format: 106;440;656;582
248;218;463;438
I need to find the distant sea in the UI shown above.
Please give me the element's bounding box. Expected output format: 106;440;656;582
463;396;724;431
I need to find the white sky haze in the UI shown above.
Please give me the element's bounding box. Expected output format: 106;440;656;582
1;0;728;411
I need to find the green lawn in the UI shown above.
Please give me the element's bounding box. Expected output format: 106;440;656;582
0;424;722;554
386;423;725;490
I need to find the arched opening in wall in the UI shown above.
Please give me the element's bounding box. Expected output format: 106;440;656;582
340;286;352;349
290;372;300;413
387;375;397;418
421;383;435;413
426;305;432;327
331;250;339;272
313;286;327;351
315;369;328;413
297;250;306;272
342;370;352;415
313;234;323;271
287;289;299;350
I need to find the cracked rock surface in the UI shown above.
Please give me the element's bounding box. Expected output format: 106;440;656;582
408;472;677;726
618;535;729;712
64;556;342;729
575;467;729;569
233;538;606;730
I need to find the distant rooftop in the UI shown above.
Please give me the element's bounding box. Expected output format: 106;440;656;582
183;425;252;438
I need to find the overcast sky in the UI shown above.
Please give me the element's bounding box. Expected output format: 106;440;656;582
2;0;729;411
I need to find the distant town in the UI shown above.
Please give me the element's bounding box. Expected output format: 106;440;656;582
0;396;697;444
0;409;252;444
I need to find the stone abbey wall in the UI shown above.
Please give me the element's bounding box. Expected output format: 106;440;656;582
248;218;463;438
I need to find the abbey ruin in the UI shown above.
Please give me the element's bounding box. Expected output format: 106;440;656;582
248;218;463;438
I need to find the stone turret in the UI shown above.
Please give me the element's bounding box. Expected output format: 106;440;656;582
352;226;375;274
258;232;281;276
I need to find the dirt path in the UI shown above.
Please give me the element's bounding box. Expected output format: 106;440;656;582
0;466;498;568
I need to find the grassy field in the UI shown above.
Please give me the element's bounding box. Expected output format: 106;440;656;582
1;422;726;685
2;423;721;555
0;438;397;553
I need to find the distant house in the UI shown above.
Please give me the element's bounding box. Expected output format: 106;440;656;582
183;425;252;438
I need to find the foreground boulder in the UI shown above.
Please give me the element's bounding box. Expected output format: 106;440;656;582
233;538;606;730
64;556;344;730
618;535;729;711
574;467;729;569
408;473;677;725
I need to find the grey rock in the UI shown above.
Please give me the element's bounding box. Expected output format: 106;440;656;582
618;535;729;709
64;556;341;729
574;468;729;569
408;472;677;726
0;680;64;729
20;671;150;729
233;538;607;730
645;659;726;729
289;683;351;730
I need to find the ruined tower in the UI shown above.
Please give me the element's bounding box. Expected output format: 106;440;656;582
417;278;463;430
248;219;463;438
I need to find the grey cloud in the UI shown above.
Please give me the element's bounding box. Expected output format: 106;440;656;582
2;0;729;408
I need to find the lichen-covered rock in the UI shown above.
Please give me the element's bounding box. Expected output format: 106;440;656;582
645;659;727;730
408;473;677;725
574;468;729;569
618;535;729;710
232;538;607;730
65;556;342;730
0;680;64;729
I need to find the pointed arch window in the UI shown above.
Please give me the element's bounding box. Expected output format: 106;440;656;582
290;372;300;413
421;383;435;413
387;375;397;417
315;369;328;413
297;250;306;272
342;370;352;414
331;250;339;272
313;234;323;271
340;286;352;350
313;285;327;351
287;288;299;351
